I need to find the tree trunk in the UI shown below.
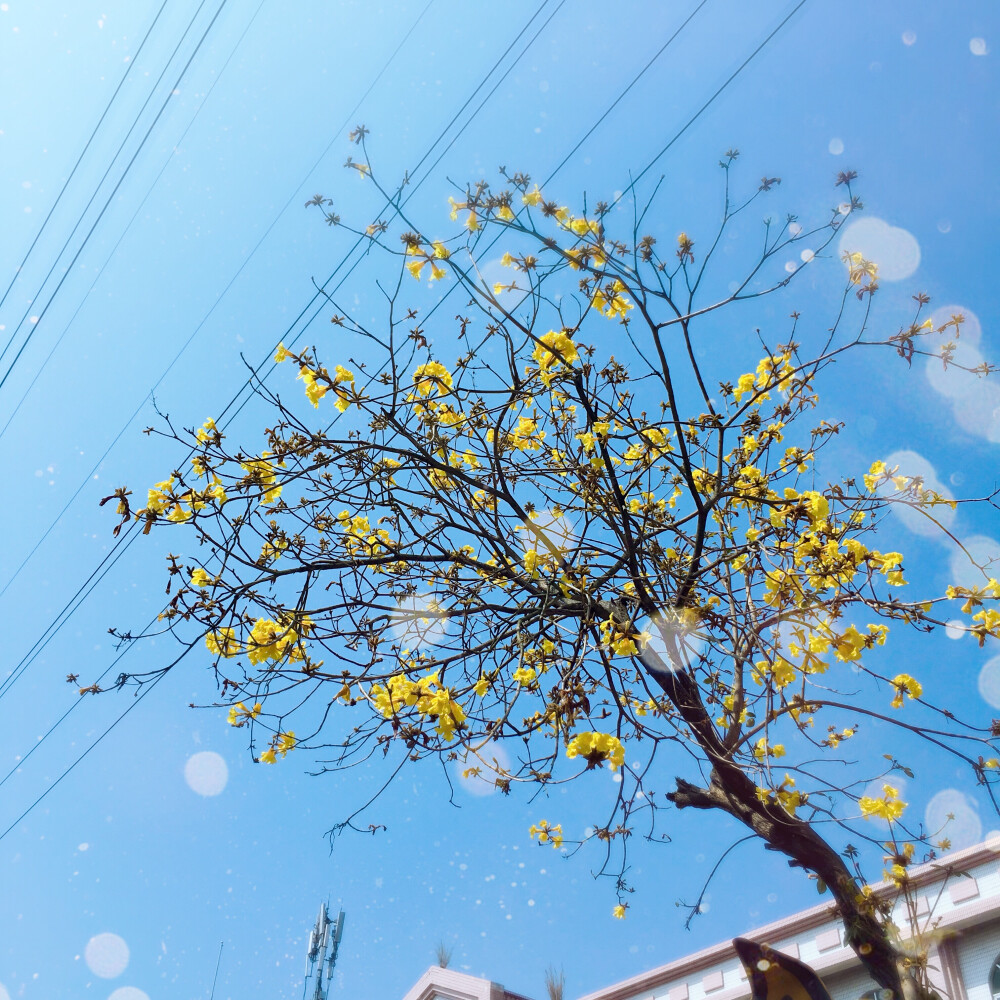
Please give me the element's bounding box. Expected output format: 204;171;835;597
635;646;938;1000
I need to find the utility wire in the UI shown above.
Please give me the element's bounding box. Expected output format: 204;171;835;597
0;647;187;845
541;0;711;188
0;0;210;369
1;0;553;633
0;0;564;833
6;0;798;834
0;523;140;702
623;0;809;196
0;0;271;444
0;0;426;598
209;942;224;1000
0;0;170;316
0;0;230;394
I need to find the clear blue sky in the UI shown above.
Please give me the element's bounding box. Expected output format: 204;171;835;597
0;2;997;999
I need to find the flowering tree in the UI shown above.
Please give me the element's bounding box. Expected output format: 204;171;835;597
109;135;1000;1000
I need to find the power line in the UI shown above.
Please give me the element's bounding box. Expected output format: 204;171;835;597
0;0;565;833
0;647;186;846
0;0;434;597
8;0;797;833
0;0;271;444
0;0;230;394
541;0;711;187
0;522;140;702
625;0;810;195
0;0;211;370
1;0;552;610
0;0;170;316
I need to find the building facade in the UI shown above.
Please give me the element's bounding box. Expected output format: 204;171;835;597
405;840;1000;1000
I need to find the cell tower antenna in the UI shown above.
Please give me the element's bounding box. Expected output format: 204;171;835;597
302;901;346;1000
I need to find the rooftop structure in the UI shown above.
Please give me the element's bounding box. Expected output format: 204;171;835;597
406;839;1000;1000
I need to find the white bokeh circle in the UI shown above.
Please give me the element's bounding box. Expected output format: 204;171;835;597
520;508;576;558
880;450;955;537
454;741;512;797
389;593;453;648
109;990;150;1000
978;656;1000;709
925;788;982;850
838;216;920;281
970;37;988;56
944;619;965;640
184;751;229;797
948;535;1000;590
85;932;129;978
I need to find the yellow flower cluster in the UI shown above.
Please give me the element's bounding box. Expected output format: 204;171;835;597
566;731;625;771
245;615;311;666
369;670;467;741
753;737;786;761
755;774;805;817
528;819;564;848
274;344;354;411
227;701;262;727
260;730;297;764
858;784;906;821
591;279;633;320
143;475;226;526
530;330;578;387
205;615;312;665
889;673;922;708
240;455;282;505
405;239;450;282
412;361;454;397
337;510;396;559
598;617;651;657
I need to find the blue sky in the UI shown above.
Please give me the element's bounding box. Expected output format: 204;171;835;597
0;2;998;999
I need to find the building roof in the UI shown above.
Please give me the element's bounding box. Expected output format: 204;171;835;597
402;838;1000;1000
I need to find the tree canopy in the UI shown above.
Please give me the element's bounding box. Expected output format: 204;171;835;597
109;136;1000;1000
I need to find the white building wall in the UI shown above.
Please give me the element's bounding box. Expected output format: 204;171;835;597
955;917;1000;1000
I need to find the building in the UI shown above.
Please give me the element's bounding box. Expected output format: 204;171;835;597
404;839;1000;1000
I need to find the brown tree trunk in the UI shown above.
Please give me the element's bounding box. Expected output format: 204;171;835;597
636;647;936;1000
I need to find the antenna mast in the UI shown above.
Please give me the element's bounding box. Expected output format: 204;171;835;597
302;902;345;1000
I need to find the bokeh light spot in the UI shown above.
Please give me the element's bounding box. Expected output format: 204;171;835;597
184;751;228;797
902;30;917;45
828;138;844;155
978;656;1000;709
109;989;150;1000
925;788;981;850
949;535;1000;590
389;593;453;648
84;933;129;978
944;620;965;640
879;450;955;537
838;217;920;281
970;37;988;56
454;741;511;797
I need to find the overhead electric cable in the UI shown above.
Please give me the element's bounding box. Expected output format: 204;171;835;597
0;0;170;316
0;0;230;394
0;0;425;445
1;0;549;603
5;0;798;830
0;0;567;819
0;0;212;370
